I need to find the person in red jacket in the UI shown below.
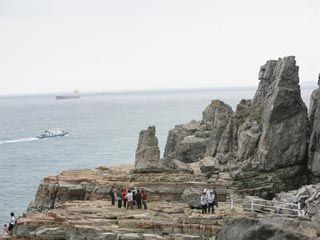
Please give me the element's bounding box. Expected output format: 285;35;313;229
121;188;127;208
141;189;147;210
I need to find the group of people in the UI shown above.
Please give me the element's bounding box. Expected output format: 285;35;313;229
200;188;218;214
2;212;16;236
109;187;147;210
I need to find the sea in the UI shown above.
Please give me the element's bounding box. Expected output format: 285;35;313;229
0;86;316;224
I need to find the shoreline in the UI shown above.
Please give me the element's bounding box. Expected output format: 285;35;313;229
7;56;320;239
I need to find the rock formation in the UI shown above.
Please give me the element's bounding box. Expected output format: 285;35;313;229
275;183;320;217
164;56;309;197
164;120;210;163
21;166;229;239
134;126;165;172
308;73;320;180
256;56;307;170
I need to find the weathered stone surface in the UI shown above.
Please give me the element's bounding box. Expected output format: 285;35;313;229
162;56;309;198
17;195;231;239
308;74;320;177
205;100;234;157
253;59;278;104
256;56;307;170
170;159;194;174
275;183;320;217
135;126;165;172
199;156;219;176
26;166;229;213
164;120;210;163
177;136;208;163
237;119;261;161
216;217;318;240
119;233;143;240
100;232;118;240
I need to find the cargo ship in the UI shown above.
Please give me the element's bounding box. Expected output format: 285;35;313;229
56;90;80;100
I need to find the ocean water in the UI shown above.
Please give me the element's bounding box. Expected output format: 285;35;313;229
0;87;315;224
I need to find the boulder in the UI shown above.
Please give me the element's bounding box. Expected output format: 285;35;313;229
134;126;165;172
181;188;202;208
177;136;208;163
164;120;210;163
199;156;220;176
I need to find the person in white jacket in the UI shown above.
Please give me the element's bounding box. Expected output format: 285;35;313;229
207;191;215;213
200;192;208;214
126;190;133;209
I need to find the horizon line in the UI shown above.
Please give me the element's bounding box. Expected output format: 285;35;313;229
0;82;317;97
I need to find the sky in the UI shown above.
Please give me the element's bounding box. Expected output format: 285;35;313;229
0;0;319;95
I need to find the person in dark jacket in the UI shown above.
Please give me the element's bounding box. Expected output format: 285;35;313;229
8;212;16;234
109;187;115;205
117;188;122;208
141;189;147;210
136;189;142;209
212;187;218;208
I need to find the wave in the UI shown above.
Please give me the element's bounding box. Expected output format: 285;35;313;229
0;137;39;145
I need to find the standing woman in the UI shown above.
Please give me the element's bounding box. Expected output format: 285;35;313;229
121;188;127;208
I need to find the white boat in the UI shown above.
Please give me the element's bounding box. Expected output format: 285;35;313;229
37;129;68;139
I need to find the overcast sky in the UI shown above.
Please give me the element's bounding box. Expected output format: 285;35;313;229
0;0;319;95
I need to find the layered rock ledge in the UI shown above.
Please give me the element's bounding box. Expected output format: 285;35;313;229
14;166;320;240
17;166;232;239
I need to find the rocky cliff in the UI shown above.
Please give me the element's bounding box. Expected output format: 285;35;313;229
308;74;320;181
164;56;309;198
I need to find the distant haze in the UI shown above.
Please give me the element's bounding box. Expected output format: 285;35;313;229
0;0;320;95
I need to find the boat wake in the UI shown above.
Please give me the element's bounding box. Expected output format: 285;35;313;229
0;137;39;145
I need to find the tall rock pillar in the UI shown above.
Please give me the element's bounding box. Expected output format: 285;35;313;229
308;74;320;178
134;126;165;172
